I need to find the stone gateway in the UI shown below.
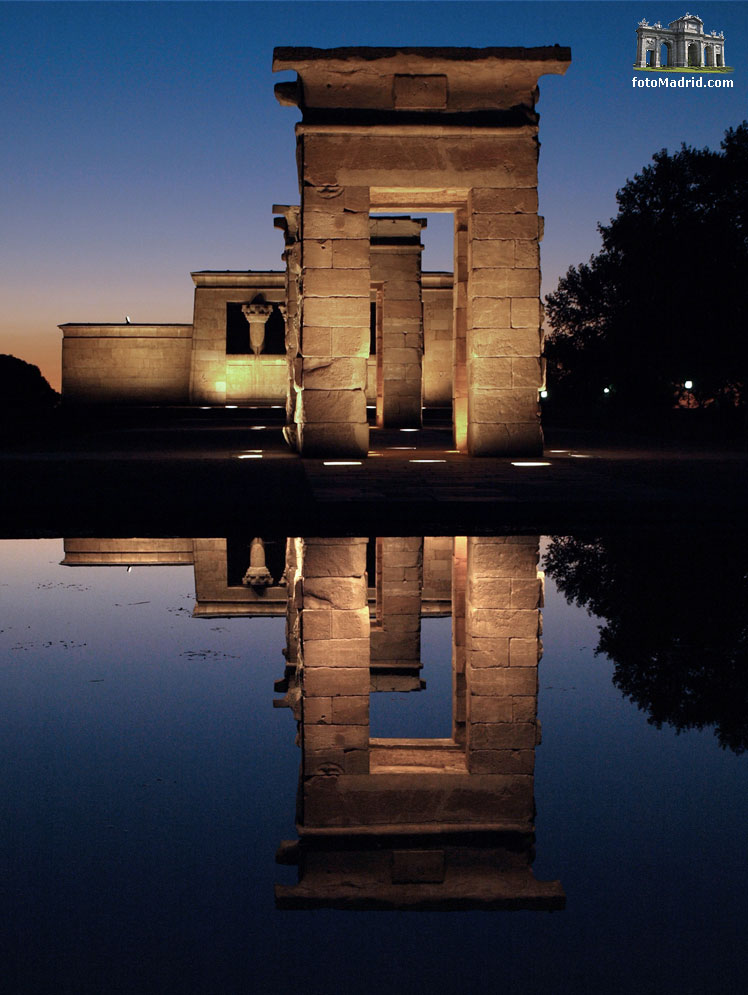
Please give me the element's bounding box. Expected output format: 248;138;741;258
60;44;572;458
635;13;726;69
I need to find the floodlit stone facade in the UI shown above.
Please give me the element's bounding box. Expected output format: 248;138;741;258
635;13;726;68
61;265;454;409
60;44;571;457
275;46;570;456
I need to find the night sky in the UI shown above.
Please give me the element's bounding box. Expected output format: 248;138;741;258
2;1;745;389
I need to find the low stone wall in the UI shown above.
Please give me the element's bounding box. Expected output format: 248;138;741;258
60;272;455;410
61;324;192;404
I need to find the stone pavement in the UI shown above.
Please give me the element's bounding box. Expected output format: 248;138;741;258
1;411;745;536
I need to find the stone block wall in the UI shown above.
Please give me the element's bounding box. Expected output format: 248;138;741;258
465;536;542;779
225;356;287;403
192;537;287;617
295;185;372;455
189;272;285;405
370;537;424;672
300;538;371;783
60;265;453;412
422;536;453;608
466;184;544;455
61;325;192;404
370;217;425;428
422;277;454;406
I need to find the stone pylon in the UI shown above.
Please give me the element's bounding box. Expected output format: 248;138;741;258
274;46;571;456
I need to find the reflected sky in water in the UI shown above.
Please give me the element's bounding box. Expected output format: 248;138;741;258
2;538;746;994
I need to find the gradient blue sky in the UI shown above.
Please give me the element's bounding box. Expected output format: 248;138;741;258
2;1;745;389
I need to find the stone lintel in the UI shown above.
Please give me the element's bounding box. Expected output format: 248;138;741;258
190;271;285;288
371;188;470;211
294;820;534;837
369;216;427;241
274;46;571;115
295;122;539;136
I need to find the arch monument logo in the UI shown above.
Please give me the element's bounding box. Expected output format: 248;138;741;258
634;12;732;72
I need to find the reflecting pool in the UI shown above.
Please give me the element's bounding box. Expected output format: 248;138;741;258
2;534;746;994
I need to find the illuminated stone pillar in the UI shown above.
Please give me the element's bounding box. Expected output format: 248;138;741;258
466;184;544;455
465;536;542;777
300;538;371;778
451;535;467;745
452;211;469;452
370;217;425;428
370;537;424;690
299;185;372;457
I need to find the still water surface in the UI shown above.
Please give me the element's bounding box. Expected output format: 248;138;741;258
2;537;746;994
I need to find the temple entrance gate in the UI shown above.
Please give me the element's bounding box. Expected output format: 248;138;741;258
274;46;571;457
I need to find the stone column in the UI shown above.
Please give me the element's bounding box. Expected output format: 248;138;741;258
466;182;543;456
298;184;371;457
674;33;686;67
635;30;647;67
370;537;424;688
453;210;469;452
273;205;302;446
370;217;425;428
241;302;273;356
300;538;371;782
465;536;542;777
451;536;467;746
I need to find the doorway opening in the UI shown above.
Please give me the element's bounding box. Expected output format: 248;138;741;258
368;210;456;450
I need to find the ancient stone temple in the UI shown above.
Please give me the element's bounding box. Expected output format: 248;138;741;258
274;46;570;456
60;44;571;458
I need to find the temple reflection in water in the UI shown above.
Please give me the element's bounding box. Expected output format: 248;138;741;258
62;535;563;911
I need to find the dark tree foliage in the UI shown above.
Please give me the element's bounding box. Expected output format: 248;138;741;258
0;354;59;409
543;532;748;753
545;123;748;413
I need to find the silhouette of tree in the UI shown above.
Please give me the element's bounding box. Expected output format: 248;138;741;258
0;354;59;410
544;532;748;753
545;123;748;415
